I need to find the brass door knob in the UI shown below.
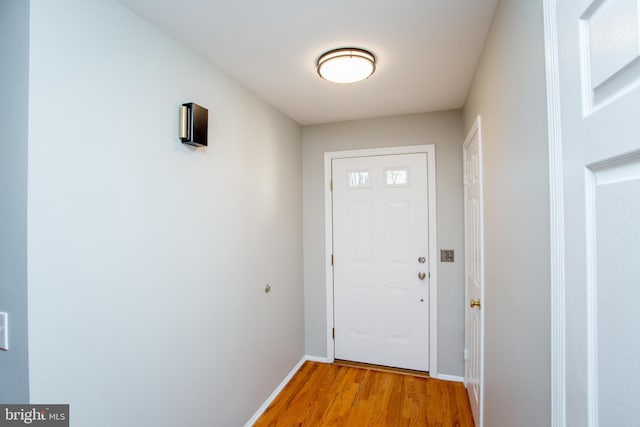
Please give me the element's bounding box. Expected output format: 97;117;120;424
469;299;481;309
418;272;426;280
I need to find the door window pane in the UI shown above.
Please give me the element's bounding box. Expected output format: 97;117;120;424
385;168;410;186
348;171;370;188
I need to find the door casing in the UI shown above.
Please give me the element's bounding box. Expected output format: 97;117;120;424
323;145;439;376
543;1;566;425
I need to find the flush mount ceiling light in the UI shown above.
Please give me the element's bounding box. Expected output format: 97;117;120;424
317;48;376;84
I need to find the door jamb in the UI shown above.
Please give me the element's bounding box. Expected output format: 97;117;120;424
323;145;438;376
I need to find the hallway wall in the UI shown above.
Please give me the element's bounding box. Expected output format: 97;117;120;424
27;0;303;425
0;0;30;403
463;0;551;425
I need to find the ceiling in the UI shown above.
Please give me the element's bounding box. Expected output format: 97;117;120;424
118;0;498;125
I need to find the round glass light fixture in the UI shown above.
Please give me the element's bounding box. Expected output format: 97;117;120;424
317;48;376;83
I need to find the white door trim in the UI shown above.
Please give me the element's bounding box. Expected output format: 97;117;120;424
323;145;438;376
543;1;567;426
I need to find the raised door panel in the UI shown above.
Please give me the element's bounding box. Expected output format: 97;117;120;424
588;157;640;425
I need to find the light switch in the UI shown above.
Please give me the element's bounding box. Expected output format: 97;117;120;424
0;312;7;351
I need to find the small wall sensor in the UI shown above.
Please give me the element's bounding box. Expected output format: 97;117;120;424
179;103;208;147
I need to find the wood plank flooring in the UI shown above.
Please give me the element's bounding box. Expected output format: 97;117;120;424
333;359;431;379
253;362;474;426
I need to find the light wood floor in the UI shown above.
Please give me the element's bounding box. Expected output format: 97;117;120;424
253;361;474;426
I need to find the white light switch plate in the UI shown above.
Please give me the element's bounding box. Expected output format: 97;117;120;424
0;312;8;351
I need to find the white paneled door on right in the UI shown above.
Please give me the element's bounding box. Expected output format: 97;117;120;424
463;118;483;427
332;153;429;372
555;0;640;425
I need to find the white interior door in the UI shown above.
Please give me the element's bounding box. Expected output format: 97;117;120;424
463;117;484;427
555;0;640;425
332;153;430;371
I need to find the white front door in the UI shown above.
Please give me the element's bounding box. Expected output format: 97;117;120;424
554;0;640;425
463;117;484;427
332;153;430;371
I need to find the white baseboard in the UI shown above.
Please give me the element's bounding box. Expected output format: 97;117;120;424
304;355;330;363
244;355;328;427
435;373;465;383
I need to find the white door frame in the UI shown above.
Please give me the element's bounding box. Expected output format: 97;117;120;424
543;1;567;426
323;145;439;376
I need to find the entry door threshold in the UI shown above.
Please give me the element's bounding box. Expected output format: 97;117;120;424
333;359;430;378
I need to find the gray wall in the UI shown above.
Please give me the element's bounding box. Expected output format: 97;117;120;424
27;0;303;425
303;111;466;376
462;0;550;425
0;0;30;403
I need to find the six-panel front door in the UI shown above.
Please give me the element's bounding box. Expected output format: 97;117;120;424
332;153;430;371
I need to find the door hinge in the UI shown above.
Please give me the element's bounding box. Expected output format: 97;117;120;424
331;254;334;266
464;348;468;361
330;179;333;191
332;327;335;339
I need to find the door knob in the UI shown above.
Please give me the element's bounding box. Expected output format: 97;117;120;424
418;257;426;264
418;272;426;280
469;299;481;309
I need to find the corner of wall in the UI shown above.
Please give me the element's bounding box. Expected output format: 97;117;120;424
0;0;31;403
